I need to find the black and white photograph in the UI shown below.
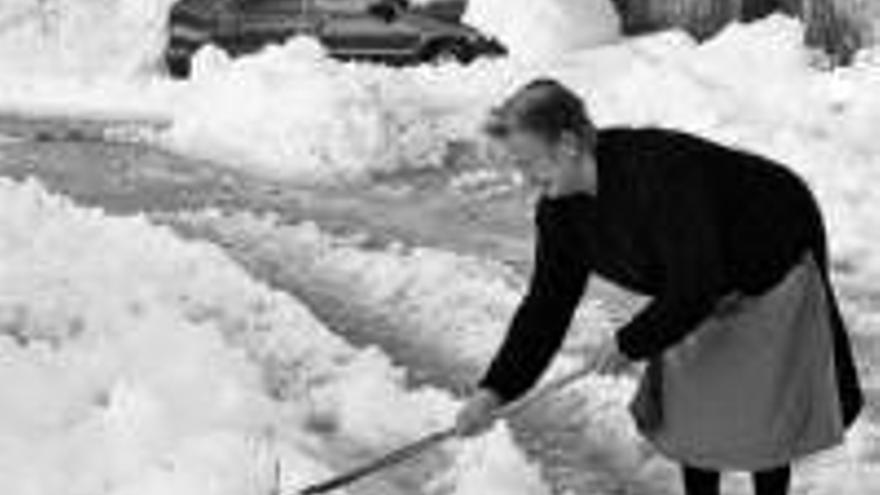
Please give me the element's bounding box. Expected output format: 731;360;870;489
0;1;877;494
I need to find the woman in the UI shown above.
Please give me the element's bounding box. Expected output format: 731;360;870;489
454;78;863;495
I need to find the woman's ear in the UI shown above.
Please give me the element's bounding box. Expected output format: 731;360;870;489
557;131;581;160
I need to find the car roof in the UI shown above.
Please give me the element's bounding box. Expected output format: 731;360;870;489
172;0;481;39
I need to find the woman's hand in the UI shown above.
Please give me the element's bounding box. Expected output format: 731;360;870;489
589;337;633;375
454;388;504;438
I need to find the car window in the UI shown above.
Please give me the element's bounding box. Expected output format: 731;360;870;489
313;0;375;13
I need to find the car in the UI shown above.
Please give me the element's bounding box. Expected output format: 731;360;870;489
164;0;507;78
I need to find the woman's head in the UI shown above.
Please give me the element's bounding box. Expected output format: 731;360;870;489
484;78;596;186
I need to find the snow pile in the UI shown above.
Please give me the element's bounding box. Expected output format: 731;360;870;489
0;177;551;495
166;210;617;376
462;0;622;64
166;40;400;183
0;0;176;78
161;36;534;183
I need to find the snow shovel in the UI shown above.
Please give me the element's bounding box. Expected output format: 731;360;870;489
294;364;596;495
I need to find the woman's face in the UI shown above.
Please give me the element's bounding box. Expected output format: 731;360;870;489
506;131;558;188
485;113;559;188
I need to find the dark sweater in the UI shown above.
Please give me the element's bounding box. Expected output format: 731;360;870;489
477;127;863;426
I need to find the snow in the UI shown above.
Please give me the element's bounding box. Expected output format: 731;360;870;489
462;0;622;64
0;177;551;495
0;0;175;78
163;210;618;379
161;38;541;184
0;0;619;182
166;40;401;183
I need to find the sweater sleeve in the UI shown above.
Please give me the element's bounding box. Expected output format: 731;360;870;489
477;199;592;404
615;165;726;361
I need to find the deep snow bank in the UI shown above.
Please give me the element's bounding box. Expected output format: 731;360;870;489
0;177;551;495
159;37;541;183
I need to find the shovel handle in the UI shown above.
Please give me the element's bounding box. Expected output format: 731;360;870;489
298;428;457;495
296;365;595;494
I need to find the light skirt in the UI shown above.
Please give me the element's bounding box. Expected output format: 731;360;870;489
630;252;845;471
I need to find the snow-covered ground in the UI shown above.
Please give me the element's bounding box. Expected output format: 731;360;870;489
0;177;552;495
1;0;880;493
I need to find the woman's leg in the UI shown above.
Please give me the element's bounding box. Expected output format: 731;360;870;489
683;465;721;495
752;465;791;495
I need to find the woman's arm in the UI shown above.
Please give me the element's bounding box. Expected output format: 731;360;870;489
477;199;592;404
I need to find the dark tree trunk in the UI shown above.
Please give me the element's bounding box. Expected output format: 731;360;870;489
609;0;870;65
